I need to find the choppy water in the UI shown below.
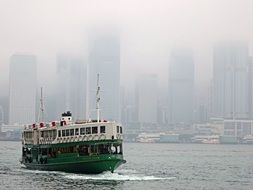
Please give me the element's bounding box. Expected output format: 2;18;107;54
0;142;253;190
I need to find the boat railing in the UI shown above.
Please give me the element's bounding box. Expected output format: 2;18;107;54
54;133;119;144
24;139;34;145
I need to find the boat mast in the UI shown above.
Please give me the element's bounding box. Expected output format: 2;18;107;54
38;87;44;122
96;74;100;123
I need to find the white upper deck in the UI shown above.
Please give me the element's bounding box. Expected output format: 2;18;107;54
23;120;123;145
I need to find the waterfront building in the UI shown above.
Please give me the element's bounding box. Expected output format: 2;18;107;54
223;119;253;138
168;48;195;125
8;54;37;125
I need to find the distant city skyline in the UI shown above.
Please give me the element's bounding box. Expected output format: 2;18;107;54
2;1;253;98
2;40;253;128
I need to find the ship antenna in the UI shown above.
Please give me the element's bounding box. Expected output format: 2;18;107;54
96;74;100;123
38;87;44;122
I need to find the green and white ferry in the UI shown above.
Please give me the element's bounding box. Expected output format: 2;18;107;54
21;75;126;174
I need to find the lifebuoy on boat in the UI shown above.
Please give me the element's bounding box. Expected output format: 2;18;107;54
99;134;106;140
82;136;87;141
93;135;99;140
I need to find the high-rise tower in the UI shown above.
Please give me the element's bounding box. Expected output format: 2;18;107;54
136;74;158;125
211;42;249;119
55;55;87;121
168;48;195;125
87;29;120;121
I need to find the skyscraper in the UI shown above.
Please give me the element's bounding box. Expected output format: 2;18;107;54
210;42;249;119
136;74;158;124
168;48;195;125
55;55;87;121
249;57;253;119
0;105;4;125
9;54;37;125
87;29;120;121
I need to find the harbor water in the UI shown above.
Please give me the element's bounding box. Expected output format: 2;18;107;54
0;141;253;190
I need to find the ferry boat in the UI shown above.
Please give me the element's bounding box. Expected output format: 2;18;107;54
21;75;126;174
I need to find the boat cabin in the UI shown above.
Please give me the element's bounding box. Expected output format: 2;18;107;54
23;121;123;145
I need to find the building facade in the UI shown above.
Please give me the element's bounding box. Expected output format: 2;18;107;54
55;55;87;121
168;48;195;125
87;30;120;121
249;57;253;119
135;74;158;125
211;42;250;119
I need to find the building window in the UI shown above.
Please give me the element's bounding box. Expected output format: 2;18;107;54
100;126;106;133
86;127;91;134
92;127;98;134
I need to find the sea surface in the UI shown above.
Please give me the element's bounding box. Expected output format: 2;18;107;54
0;141;253;190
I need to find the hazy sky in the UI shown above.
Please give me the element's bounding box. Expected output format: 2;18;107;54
1;0;253;100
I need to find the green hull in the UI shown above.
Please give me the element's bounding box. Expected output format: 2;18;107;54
23;155;125;174
22;140;126;174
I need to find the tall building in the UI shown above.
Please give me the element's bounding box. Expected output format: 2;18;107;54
87;29;120;121
0;105;4;125
168;49;195;125
249;57;253;119
210;42;249;119
9;54;37;125
0;96;8;124
55;55;87;121
136;74;158;125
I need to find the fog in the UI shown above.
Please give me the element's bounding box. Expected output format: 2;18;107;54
1;0;253;123
0;0;252;88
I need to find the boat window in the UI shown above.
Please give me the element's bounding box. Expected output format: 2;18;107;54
86;127;91;134
70;129;74;136
66;129;70;136
120;126;122;134
78;145;89;156
80;128;86;135
58;130;61;137
41;131;44;138
92;126;98;134
117;126;120;133
44;131;48;138
75;128;79;136
62;130;66;137
53;130;57;139
42;148;47;155
100;126;106;133
49;130;52;138
25;132;32;139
